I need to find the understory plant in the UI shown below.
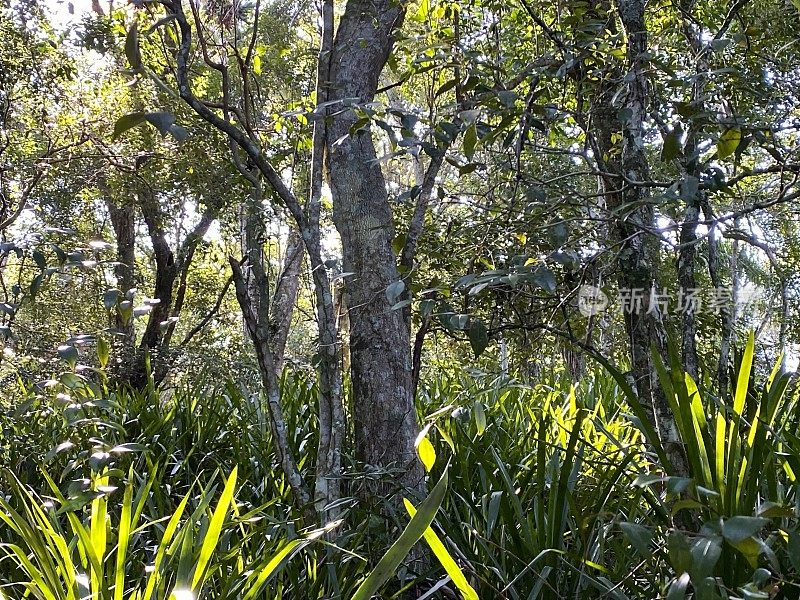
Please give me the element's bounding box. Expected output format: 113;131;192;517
2;335;799;598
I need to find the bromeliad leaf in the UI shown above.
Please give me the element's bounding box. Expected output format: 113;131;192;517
415;424;437;472
404;498;479;600
191;466;238;591
351;466;450;600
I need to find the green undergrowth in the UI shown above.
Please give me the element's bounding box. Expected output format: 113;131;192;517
1;337;799;598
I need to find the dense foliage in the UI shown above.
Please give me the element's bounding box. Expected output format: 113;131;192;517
2;339;800;598
2;0;800;596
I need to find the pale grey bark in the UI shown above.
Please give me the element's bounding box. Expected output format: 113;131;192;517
588;0;687;476
676;8;704;381
237;184;303;375
270;228;303;374
230;257;312;515
169;0;421;516
309;0;344;521
171;0;345;522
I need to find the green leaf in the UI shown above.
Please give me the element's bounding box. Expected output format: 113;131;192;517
661;130;683;161
468;318;489;357
143;491;192;599
32;250;47;270
386;280;405;304
144;112;177;137
404;498;479;600
691;537;722;580
473;400;486;436
392;233;407;256
666;572;690;600
717;128;742;160
414;0;430;21
728;536;763;568
103;289;120;310
463;124;478;162
96;337;110;369
436;79;457;97
532;266;557;293
125;22;142;70
788;531;800;572
113;113;146;140
352;466;450;600
620;522;652;555
415;424;436;472
168;124;190;142
192;466;238;590
349;116;371;136
666;531;692;574
113;112;180;140
498;90;517;107
721;516;768;544
241;523;336;600
58;344;78;366
145;14;177;34
547;222;568;247
30;273;43;298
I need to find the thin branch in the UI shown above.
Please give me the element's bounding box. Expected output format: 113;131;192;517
179;275;233;347
229;256;313;514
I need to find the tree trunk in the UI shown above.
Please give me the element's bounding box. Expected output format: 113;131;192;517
326;0;422;491
240;188;268;338
677;2;710;381
590;0;688;476
106;196;137;372
131;191;177;387
678;186;701;380
230;257;313;519
270;228;303;374
131;190;218;387
169;0;345;522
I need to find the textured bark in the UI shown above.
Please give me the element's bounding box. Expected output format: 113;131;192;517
309;0;344;522
105;196;136;366
590;0;687;476
326;0;422;491
676;3;708;380
240;188;269;337
334;278;351;376
237;184;303;374
130;190;218;387
230;257;313;517
134;191;177;386
270;228;303;374
678;190;701;380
